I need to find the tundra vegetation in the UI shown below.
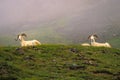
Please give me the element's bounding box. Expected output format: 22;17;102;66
0;45;120;80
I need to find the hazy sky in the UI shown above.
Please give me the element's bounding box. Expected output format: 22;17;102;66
0;0;108;25
0;0;120;33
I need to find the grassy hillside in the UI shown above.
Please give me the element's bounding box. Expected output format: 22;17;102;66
108;38;120;48
0;45;120;80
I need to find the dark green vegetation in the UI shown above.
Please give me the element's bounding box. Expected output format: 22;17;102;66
0;45;120;80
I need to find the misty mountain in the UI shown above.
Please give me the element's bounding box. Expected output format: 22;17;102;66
0;20;119;47
0;0;120;47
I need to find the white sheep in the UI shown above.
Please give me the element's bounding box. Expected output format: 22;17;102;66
81;43;90;46
16;33;41;47
88;34;111;48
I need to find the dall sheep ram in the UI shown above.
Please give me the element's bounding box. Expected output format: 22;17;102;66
16;33;41;47
88;34;111;48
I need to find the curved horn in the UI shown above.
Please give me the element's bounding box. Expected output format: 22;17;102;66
93;34;98;38
15;35;19;41
88;35;92;39
88;35;91;39
21;33;27;37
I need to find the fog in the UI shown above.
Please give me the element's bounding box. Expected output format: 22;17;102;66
0;0;120;45
0;0;119;30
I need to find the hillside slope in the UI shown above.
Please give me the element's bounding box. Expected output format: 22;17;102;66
0;45;120;80
0;19;120;47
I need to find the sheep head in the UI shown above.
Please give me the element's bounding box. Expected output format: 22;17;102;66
88;34;98;40
15;33;27;41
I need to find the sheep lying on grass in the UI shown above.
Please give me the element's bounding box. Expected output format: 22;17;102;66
88;34;111;48
16;33;41;47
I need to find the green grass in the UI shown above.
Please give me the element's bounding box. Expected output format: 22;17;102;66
0;45;120;80
109;37;120;48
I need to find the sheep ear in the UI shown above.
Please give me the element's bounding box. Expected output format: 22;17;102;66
21;33;27;37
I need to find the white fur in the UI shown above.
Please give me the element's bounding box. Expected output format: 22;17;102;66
91;42;111;48
89;35;111;48
81;43;90;46
17;34;41;47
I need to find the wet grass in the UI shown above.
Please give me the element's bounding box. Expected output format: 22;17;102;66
0;45;120;80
